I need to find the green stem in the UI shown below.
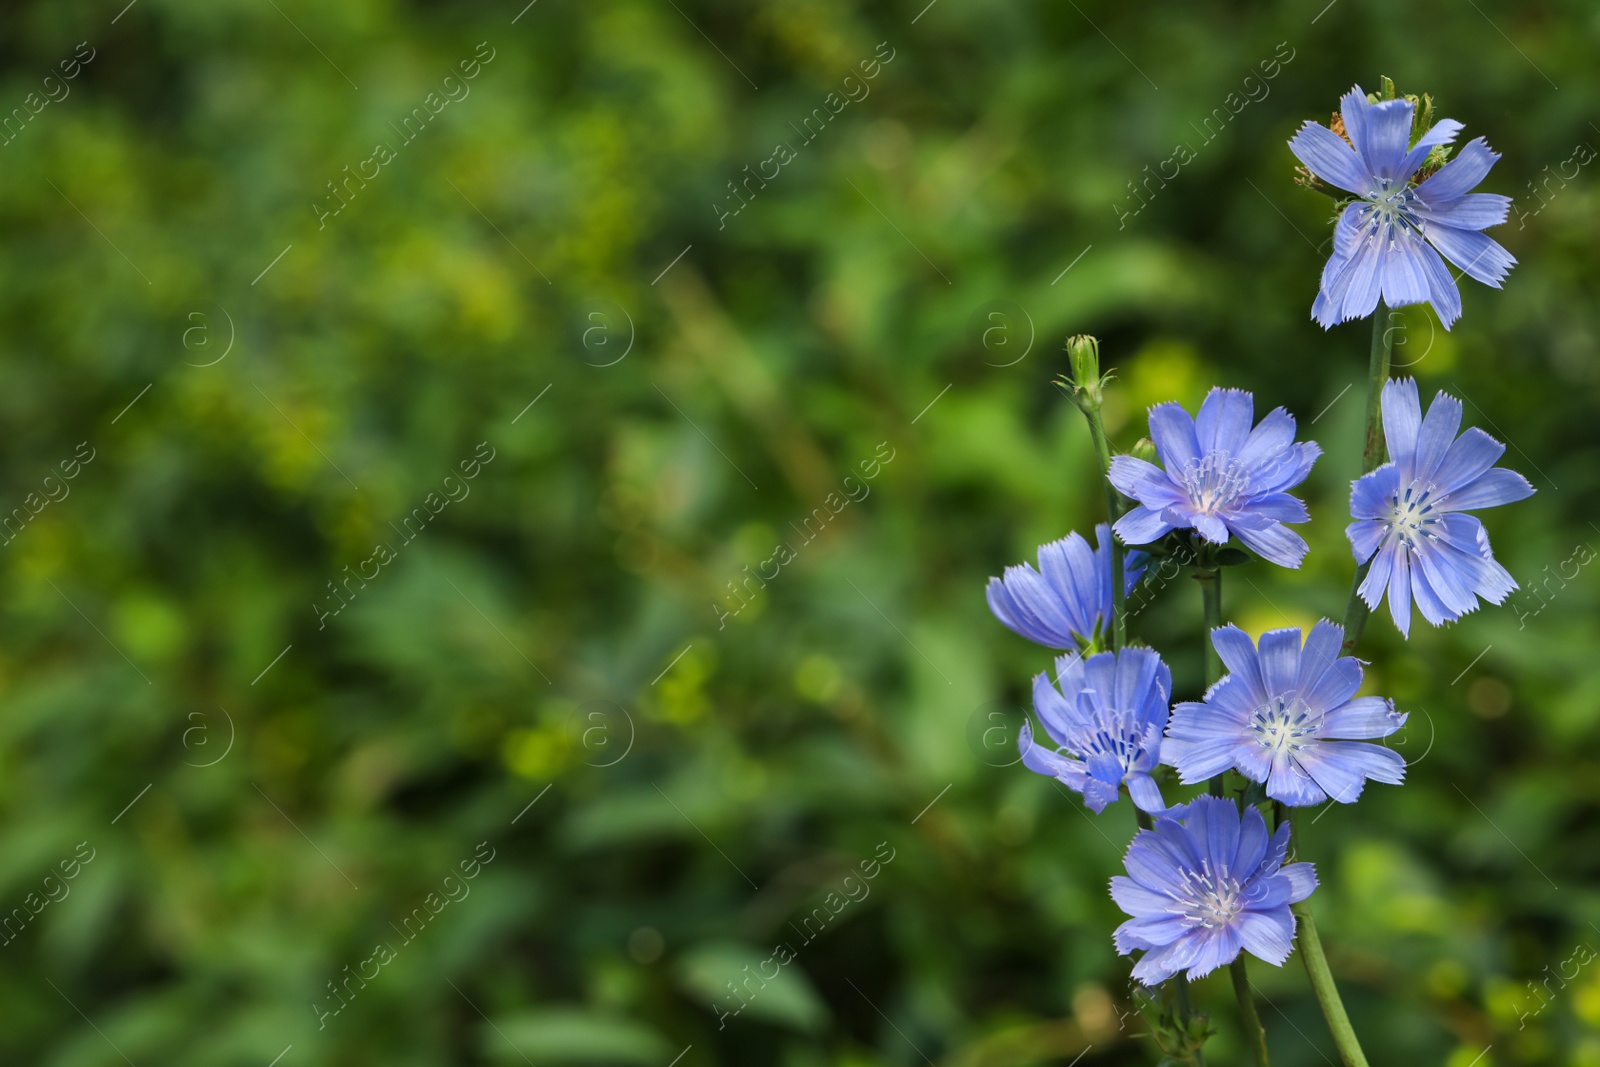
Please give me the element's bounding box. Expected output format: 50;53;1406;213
1230;958;1271;1067
1195;564;1225;798
1197;564;1223;687
1168;977;1205;1067
1289;811;1370;1067
1084;404;1127;652
1339;306;1394;657
1287;310;1389;1067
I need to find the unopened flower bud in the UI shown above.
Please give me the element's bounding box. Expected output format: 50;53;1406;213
1057;335;1111;414
1129;438;1158;466
1066;334;1101;389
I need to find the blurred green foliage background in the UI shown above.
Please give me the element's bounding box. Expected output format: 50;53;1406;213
0;0;1596;1064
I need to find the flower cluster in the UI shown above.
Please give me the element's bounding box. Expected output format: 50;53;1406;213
984;83;1532;1059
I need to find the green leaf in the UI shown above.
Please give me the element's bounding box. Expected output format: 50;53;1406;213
675;941;830;1033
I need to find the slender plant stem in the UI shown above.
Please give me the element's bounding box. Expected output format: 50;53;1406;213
1195;565;1226;798
1171;978;1205;1067
1339;306;1394;657
1290;310;1390;1067
1231;959;1271;1067
1289;811;1370;1067
1197;564;1224;686
1084;404;1127;652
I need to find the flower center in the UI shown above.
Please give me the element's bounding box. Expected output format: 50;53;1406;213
1249;694;1317;755
1177;861;1243;929
1385;479;1441;549
1179;450;1248;515
1079;712;1146;773
1363;179;1422;244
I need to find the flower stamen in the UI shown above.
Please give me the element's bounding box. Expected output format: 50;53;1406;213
1249;695;1318;755
1179;450;1249;516
1383;479;1441;549
1174;860;1245;929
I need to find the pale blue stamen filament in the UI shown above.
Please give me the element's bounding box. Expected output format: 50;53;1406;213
1249;695;1318;755
1180;451;1249;514
1386;480;1441;548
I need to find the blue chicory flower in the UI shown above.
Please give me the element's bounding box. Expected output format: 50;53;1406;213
1021;646;1172;814
1348;378;1533;636
1165;621;1407;806
1289;85;1514;330
987;524;1147;649
1112;795;1317;985
1109;389;1321;568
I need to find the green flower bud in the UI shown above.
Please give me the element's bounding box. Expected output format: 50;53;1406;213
1066;334;1100;390
1056;334;1117;416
